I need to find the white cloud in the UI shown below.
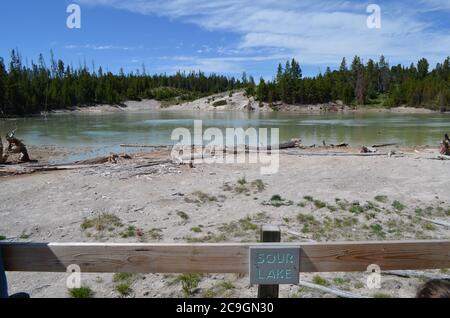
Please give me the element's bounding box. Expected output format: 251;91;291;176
64;44;141;51
77;0;450;70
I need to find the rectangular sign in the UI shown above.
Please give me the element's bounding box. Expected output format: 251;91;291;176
250;247;300;285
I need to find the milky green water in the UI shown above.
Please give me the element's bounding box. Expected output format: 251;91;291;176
1;111;449;162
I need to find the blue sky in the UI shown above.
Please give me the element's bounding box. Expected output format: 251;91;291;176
0;0;449;78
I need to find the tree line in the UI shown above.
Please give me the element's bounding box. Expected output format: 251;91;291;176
0;50;243;116
1;50;449;116
249;56;450;111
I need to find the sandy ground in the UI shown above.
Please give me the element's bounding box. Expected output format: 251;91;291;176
0;147;449;298
50;90;441;114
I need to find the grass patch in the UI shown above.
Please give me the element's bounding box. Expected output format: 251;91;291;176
81;213;123;232
120;226;137;238
327;205;338;212
237;177;247;185
113;273;134;283
251;179;266;192
333;277;350;285
392;200;406;211
219;281;235;291
68;287;93;298
370;224;385;237
176;273;202;297
190;227;202;233
113;272;135;297
312;276;330;287
422;223;436;231
303;196;314;202
239;217;259;231
0;235;6;241
185;233;227;243
375;195;388;203
212;100;227;107
177;211;190;221
372;292;392;298
19;231;31;240
116;283;132;297
349;203;364;215
202;289;218;298
147;228;163;240
263;195;293;208
202;280;235;298
354;282;365;289
191;191;218;203
314;200;327;209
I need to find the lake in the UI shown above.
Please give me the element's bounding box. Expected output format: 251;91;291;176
1;111;449;162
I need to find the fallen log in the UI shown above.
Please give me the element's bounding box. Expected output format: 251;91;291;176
383;270;450;281
285;152;389;157
0;164;101;176
372;143;398;148
120;144;169;149
0;136;3;164
75;153;132;165
360;146;377;154
435;155;450;161
418;217;450;228
246;140;301;151
281;227;317;243
298;281;367;298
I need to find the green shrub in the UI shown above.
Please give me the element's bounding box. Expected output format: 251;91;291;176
176;274;202;297
81;213;123;231
213;100;227;107
392;200;406;211
375;195;388;203
312;276;330;287
116;283;132;297
68;287;93;298
314;200;327;209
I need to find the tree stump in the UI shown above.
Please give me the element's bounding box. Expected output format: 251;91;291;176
5;134;30;163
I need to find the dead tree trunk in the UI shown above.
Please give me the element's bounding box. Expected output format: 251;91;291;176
5;133;31;163
440;134;450;156
0;136;3;164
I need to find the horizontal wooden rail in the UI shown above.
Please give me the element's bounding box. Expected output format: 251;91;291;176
1;240;449;274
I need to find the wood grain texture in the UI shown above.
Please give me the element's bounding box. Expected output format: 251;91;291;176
1;240;449;274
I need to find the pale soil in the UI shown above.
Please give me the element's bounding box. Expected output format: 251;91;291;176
53;90;441;114
0;147;449;298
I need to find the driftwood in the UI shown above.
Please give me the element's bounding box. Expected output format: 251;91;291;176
299;281;367;298
75;153;132;165
0;136;3;164
372;143;398;148
383;270;450;281
360;146;377;154
285;152;389;157
439;134;450;155
322;141;349;148
281;227;317;243
0;164;101;177
418;217;450;228
120;144;168;149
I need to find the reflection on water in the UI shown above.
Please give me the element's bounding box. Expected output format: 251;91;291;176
1;111;449;161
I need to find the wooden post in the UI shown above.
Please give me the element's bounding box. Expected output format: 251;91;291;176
257;225;281;299
0;249;8;298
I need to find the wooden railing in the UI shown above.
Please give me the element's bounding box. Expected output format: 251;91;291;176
1;226;449;298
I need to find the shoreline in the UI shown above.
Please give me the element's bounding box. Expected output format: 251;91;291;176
1;91;446;118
